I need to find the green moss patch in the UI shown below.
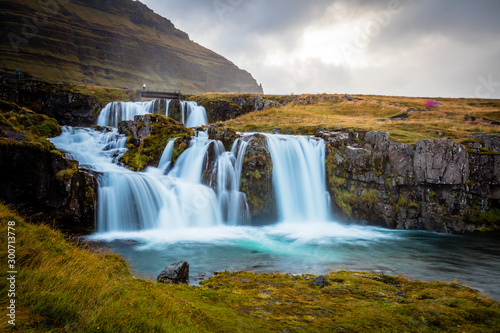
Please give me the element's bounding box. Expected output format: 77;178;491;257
120;115;193;171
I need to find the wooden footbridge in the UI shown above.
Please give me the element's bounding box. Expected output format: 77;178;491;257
140;90;183;100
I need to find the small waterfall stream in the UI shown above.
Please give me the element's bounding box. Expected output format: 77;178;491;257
97;99;208;128
265;134;330;222
97;101;156;128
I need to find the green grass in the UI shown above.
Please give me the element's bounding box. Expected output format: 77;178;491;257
219;93;500;144
0;203;499;332
67;85;134;107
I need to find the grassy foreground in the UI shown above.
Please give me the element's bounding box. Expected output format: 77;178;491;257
1;203;499;332
223;94;500;144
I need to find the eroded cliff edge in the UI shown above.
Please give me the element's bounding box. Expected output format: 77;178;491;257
319;130;499;233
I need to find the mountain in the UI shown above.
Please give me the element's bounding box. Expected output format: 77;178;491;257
0;0;263;94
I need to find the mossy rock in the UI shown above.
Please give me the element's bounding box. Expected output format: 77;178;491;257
120;115;193;171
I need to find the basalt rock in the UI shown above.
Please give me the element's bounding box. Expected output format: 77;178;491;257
240;134;276;223
312;275;330;288
157;261;189;285
0;78;100;127
189;94;336;123
323;130;500;233
118;114;192;171
0;138;97;233
207;124;240;151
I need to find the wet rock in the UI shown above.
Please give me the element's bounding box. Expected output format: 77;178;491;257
240;134;276;223
0;141;97;233
207;124;240;151
118;114;192;171
157;261;189;285
312;275;330;288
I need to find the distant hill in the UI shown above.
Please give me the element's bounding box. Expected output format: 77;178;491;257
0;0;263;94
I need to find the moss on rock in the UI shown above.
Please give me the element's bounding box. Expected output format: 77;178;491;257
119;115;193;171
240;135;276;222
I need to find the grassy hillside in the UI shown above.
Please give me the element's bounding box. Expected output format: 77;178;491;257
1;203;499;332
221;94;500;144
0;0;262;94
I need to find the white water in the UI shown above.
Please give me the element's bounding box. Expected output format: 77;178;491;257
51;126;249;231
180;101;209;128
213;139;251;225
98;100;208;128
157;137;178;174
265;134;330;222
52;127;333;231
97;101;156;128
165;100;171;117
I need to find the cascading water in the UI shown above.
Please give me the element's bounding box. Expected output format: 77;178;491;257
97;101;156;127
180;101;208;128
264;134;331;222
157;137;178;174
212;138;250;225
165;100;171;117
98;100;208;128
51;125;250;231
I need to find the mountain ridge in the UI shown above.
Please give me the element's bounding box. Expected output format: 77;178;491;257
0;0;263;94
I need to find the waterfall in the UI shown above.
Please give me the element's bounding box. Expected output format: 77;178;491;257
51;126;250;232
98;100;207;128
165;100;171;117
264;134;330;222
157;137;178;174
212;138;250;225
168;132;212;183
181;101;208;128
97;101;156;127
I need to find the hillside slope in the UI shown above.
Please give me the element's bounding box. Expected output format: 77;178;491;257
0;0;263;94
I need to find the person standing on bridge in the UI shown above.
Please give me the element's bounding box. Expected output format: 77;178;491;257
143;83;146;90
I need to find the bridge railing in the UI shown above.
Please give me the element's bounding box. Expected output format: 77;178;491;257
140;90;183;100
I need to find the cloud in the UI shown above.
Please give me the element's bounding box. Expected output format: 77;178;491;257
140;0;500;98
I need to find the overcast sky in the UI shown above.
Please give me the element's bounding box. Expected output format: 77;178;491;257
139;0;500;98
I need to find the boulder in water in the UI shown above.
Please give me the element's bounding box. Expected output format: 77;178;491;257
157;261;189;285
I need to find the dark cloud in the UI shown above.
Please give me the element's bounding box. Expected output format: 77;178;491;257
140;0;500;98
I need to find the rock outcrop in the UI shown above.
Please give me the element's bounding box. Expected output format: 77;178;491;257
118;114;192;171
188;94;337;123
0;78;100;126
321;129;500;233
188;95;280;123
157;261;189;285
0;140;96;233
312;275;331;288
240;134;276;223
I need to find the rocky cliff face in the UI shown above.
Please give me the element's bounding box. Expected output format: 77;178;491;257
0;140;96;233
188;94;335;123
1;0;263;94
188;95;281;123
0;78;100;126
319;130;500;233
